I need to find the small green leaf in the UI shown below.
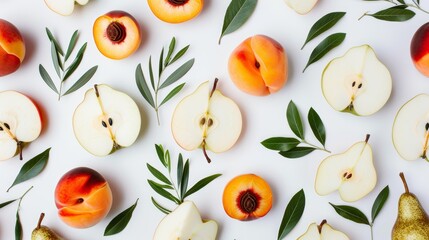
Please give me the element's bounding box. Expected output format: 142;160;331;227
149;56;155;91
7;148;51;192
219;0;258;44
165;150;171;173
148;180;180;204
279;147;315;158
261;137;300;151
303;33;346;72
180;160;190;200
278;189;305;240
177;153;184;190
159;47;164;77
159;59;194;89
155;144;166;167
50;41;62;78
45;28;63;56
308;108;326;146
302;12;346;49
165;37;176;66
39;65;58;94
371;185;389;223
330;203;370;225
151;197;171;214
63;43;87;82
0;199;16;209
147;163;172;185
135;64;155;108
365;6;415;21
398;0;405;3
286;101;304;139
170;45;190;65
160;83;185;107
184;174;222;198
15;211;22;240
64;30;79;62
104;199;139;236
63;65;97;96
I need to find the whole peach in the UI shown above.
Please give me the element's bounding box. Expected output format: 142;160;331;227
411;22;429;77
0;19;25;77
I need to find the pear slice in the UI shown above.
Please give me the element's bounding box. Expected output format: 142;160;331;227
322;45;392;116
284;0;318;14
392;94;429;161
153;201;218;240
171;79;242;163
73;84;141;157
315;135;377;202
44;0;89;16
298;220;349;240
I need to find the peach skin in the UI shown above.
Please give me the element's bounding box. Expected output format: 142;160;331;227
223;174;273;221
0;19;25;77
93;11;141;60
228;35;288;96
411;22;429;77
55;167;113;228
147;0;203;23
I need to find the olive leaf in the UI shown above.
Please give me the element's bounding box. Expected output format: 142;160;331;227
64;30;78;61
361;5;415;21
0;199;16;209
104;199;139;236
63;65;98;96
278;189;305;240
302;12;346;49
15;211;22;240
303;33;346;72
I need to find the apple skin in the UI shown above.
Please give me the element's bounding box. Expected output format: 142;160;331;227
411;22;429;77
0;19;25;77
54;167;113;228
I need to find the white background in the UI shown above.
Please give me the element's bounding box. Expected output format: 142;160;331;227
1;0;429;239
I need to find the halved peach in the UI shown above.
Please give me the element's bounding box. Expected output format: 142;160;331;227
222;174;273;221
0;19;25;77
147;0;203;23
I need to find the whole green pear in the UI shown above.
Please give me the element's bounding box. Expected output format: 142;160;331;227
31;213;63;240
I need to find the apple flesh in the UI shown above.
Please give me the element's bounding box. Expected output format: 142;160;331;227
298;220;350;240
284;0;318;14
322;45;392;116
44;0;89;16
0;91;41;161
73;84;141;157
0;19;25;77
411;22;429;77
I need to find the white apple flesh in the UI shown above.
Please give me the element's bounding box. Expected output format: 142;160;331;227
284;0;318;14
298;221;350;240
322;45;392;116
0;91;41;161
44;0;89;16
73;84;141;157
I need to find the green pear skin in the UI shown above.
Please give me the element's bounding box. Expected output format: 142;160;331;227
31;213;62;240
392;173;429;240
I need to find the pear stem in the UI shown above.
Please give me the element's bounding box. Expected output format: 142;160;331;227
365;134;370;143
210;78;219;98
399;172;409;193
317;219;327;233
36;213;45;229
202;141;212;164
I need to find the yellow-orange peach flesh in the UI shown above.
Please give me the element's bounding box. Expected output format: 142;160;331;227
147;0;203;23
0;19;25;77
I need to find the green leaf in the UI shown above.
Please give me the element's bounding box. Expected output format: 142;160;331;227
159;47;164;77
278;189;305;240
155;144;166;167
7;148;51;192
39;64;58;94
63;43;87;82
64;30;78;62
104;199;139;236
147;163;172;186
303;33;346;72
371;185;389;223
330;203;370;225
261;137;300;151
0;199;16;209
45;28;63;56
159;59;194;89
302;12;346;49
365;6;415;21
148;180;180;204
398;0;405;3
50;41;62;78
219;0;258;44
279;147;315;158
170;45;190;65
308;108;326;146
165;37;176;66
180;160;190;200
15;211;22;240
160;83;185;107
135;64;155;108
286;101;304;139
177;153;184;190
63;65;97;96
165;150;171;173
151;197;171;214
149;56;155;91
184;174;222;198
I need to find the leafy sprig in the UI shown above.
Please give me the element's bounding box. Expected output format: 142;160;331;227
262;101;330;159
39;28;98;100
277;189;306;240
147;144;221;214
360;0;427;21
330;185;390;240
136;37;194;125
104;198;139;236
302;12;346;50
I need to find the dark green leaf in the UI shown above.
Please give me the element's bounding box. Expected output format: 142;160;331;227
365;6;415;21
279;147;315;158
135;64;155;108
104;199;139;236
15;211;22;240
159;59;194;89
261;137;300;151
302;12;346;49
330;203;370;225
148;180;180;204
64;30;78;62
286;101;304;139
155;144;166;167
177;153;184;190
165;37;176;66
278;189;305;240
7;148;51;192
303;33;346;72
170;45;189;65
180;160;190;200
398;0;405;3
165;150;171;173
63;65;97;96
50;41;62;78
147;163;172;185
371;185;389;223
308;108;326;146
0;199;16;209
159;48;164;77
151;197;171;214
149;56;155;91
45;28;63;56
219;0;258;44
39;65;58;94
160;83;185;107
184;174;222;198
63;43;87;82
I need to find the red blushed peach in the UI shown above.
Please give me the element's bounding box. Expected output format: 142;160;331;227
55;167;112;228
93;11;141;60
411;22;429;77
228;35;288;96
0;19;25;77
222;174;273;221
147;0;203;23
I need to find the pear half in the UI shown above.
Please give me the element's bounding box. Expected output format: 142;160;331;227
153;201;218;240
284;0;318;14
298;220;349;240
392;94;429;161
322;45;392;116
315;135;377;202
44;0;89;16
73;84;141;157
171;79;242;163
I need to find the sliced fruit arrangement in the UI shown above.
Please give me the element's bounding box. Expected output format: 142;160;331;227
298;220;349;240
147;0;203;23
44;0;89;16
0;19;25;77
0;91;42;161
73;84;141;157
171;79;242;163
284;0;318;15
315;135;377;202
93;11;141;60
411;22;429;77
322;45;392;116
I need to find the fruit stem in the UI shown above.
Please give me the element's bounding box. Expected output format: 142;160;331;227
210;78;219;98
365;134;370;143
36;213;45;229
358;12;369;21
318;219;327;233
202;141;212;163
399;172;409;193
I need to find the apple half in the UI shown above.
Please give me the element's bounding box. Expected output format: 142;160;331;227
315;135;377;202
171;79;242;163
44;0;89;16
0;91;41;161
73;84;141;157
322;45;392;116
284;0;318;14
153;201;218;240
298;220;350;240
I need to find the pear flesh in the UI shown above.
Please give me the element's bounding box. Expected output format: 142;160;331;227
31;213;63;240
284;0;318;14
298;221;349;240
44;0;89;16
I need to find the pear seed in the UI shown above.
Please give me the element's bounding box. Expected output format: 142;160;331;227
352;81;356;87
358;83;363;89
200;118;206;125
4;123;10;130
102;121;107;128
425;123;429;131
208;118;213;127
109;118;113;126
